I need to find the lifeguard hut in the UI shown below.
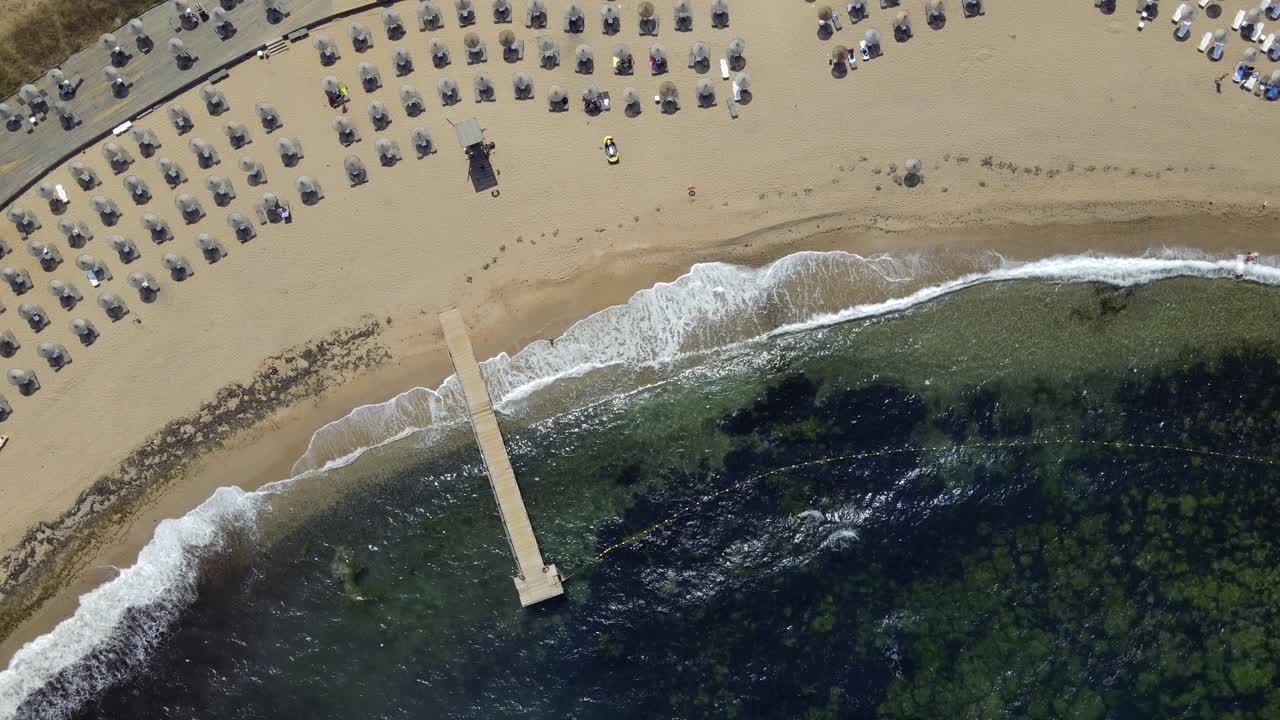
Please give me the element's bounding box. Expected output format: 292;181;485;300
454;117;498;192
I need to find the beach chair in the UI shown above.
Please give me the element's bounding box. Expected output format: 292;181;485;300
1198;30;1213;51
1233;9;1246;30
720;58;730;79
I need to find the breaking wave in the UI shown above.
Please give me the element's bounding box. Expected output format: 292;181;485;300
2;248;1277;719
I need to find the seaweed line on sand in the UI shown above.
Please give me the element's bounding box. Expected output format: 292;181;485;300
0;317;391;646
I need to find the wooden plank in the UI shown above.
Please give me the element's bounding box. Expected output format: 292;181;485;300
439;307;564;606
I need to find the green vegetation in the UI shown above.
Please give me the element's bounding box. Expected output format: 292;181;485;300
0;0;158;98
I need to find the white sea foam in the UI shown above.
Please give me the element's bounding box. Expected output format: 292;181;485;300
2;248;1276;719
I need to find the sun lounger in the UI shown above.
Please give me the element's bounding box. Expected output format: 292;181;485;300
1233;9;1246;30
85;269;100;288
1198;30;1213;51
1244;72;1260;90
255;205;268;224
720;58;730;79
859;40;870;60
727;98;738;118
832;12;842;30
516;41;525;60
1263;33;1276;51
1171;5;1184;22
1234;63;1248;82
55;184;68;204
1250;23;1265;41
111;120;132;136
1198;0;1210;7
601;91;610;110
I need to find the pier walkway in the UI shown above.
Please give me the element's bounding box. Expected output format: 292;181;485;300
438;308;564;607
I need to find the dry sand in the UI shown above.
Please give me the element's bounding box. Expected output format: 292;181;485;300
2;0;1280;665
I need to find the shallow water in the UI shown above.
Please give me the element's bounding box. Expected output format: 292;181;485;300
9;275;1273;719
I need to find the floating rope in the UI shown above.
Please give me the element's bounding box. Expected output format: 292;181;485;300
557;438;1278;583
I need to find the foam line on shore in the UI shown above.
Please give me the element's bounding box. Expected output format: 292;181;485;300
1;248;1276;719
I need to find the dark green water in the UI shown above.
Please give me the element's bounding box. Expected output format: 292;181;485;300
35;279;1280;719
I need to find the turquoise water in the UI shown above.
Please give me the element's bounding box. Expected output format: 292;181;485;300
17;277;1280;719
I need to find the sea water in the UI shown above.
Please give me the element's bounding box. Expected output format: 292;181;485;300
4;251;1280;719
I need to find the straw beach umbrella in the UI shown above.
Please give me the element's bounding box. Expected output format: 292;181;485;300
0;330;18;358
430;37;451;67
350;21;373;51
127;271;160;301
695;78;715;106
345;155;368;185
375;138;403;166
195;233;226;262
601;3;620;34
276;137;304;167
411;127;435;157
295;175;324;204
53;101;79;130
638;1;657;35
168;103;193;133
1210;28;1228;60
393;46;414;75
464;31;487;63
332;115;360;146
547;83;568;111
817;5;834;36
499;29;518;61
614;44;634;74
58;219;93;247
158;156;186;187
369;99;393;128
102;142;134;173
726;37;746;70
474;73;496;101
314;34;341;65
28;243;62;274
36;182;65;213
224;121;251;149
263;0;289;23
1;266;32;294
77;253;112;282
107;234;140;262
70;317;99;344
17;303;50;332
256;102;282;132
103;67;130;97
401;84;426;115
190;137;220;168
904;158;923;187
358;62;383;92
211;7;236;38
419;0;444;30
102;32;129;66
6;369;39;395
48;68;73;99
926;0;946;27
865;28;882;55
538;36;560;68
492;0;511;23
658;80;680;112
168;37;196;69
456;0;476;25
175;192;205;223
97;292;129;320
68;159;98;188
622;87;641;116
575;43;594;73
527;0;547;27
127;17;152;52
513;71;534;98
565;2;585;32
91;195;121;224
206;175;236;206
7;206;40;235
200;84;229;115
131;126;161;157
674;0;693;31
124;175;151;204
36;342;71;370
437;77;460;104
162;253;193;281
227;212;256;241
383;8;405;38
142;212;172;242
710;0;729;28
894;11;913;41
689;40;710;70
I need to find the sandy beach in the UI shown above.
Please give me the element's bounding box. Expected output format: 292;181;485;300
2;0;1280;670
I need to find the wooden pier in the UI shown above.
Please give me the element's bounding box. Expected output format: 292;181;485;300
438;307;565;606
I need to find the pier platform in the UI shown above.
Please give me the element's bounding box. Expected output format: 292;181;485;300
438;308;564;606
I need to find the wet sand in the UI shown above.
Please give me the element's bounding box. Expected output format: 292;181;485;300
2;0;1280;665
